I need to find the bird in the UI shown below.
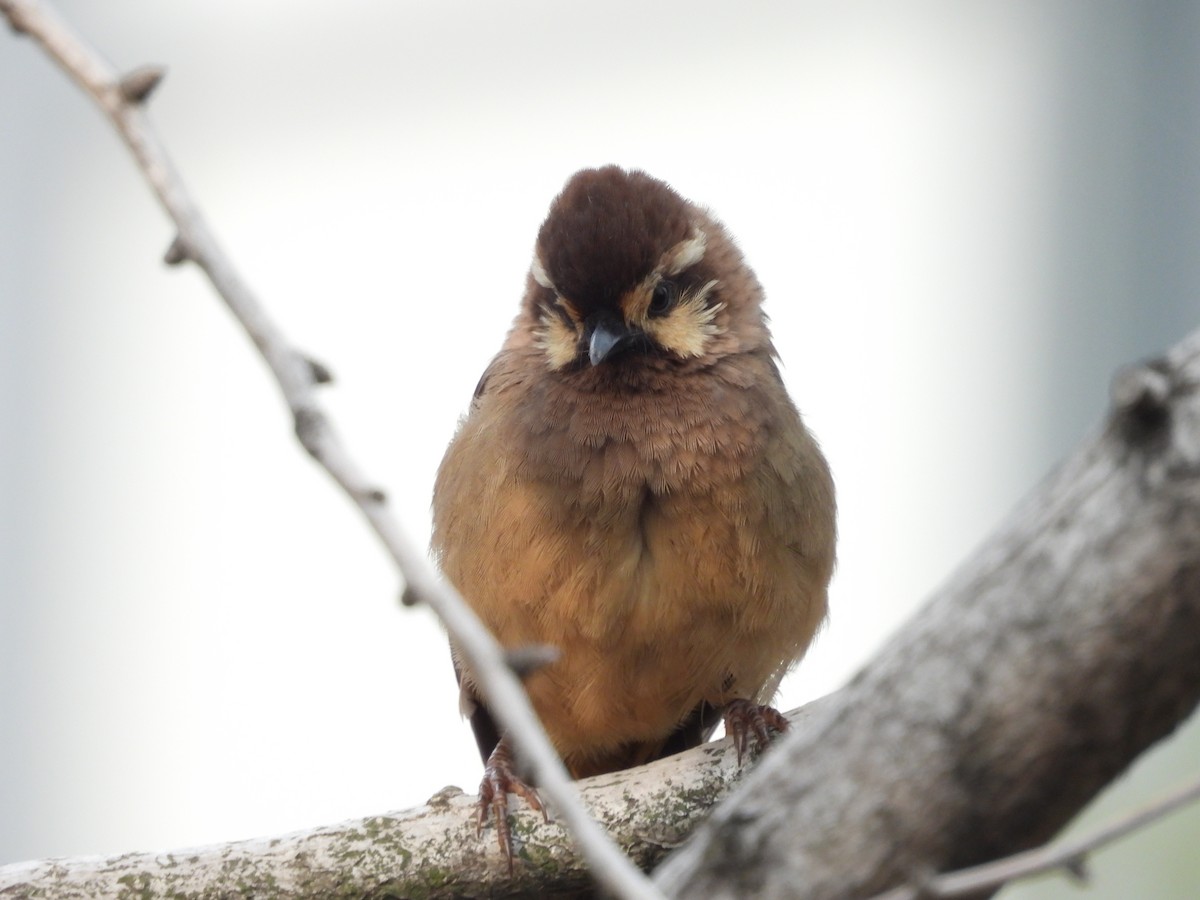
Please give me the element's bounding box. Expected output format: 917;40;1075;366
431;165;836;863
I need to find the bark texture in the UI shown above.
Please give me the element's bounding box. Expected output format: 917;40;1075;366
0;740;740;899
654;335;1200;897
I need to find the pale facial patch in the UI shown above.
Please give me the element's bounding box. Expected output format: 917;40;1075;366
641;280;725;359
535;306;582;370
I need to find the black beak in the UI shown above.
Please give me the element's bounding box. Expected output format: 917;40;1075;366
587;315;636;366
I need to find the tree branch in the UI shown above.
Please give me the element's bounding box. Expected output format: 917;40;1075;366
0;1;659;897
869;774;1200;900
0;739;746;899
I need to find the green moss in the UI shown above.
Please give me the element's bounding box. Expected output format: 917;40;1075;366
114;872;153;900
361;816;394;841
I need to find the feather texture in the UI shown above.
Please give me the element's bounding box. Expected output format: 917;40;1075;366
432;166;836;778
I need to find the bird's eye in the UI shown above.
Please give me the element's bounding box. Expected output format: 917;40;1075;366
648;281;678;317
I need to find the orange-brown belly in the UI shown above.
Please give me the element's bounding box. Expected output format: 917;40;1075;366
455;482;828;768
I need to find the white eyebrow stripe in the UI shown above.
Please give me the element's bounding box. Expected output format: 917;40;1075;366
530;253;556;290
662;228;707;276
692;278;720;305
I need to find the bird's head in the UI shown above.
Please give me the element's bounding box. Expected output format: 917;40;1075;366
524;167;769;374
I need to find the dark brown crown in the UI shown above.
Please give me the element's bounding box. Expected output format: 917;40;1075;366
536;167;693;316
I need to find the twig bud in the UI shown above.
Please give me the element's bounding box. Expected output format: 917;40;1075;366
1064;855;1090;884
304;355;334;385
119;65;165;103
163;234;190;266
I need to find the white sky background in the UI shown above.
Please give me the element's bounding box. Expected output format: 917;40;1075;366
2;2;1199;896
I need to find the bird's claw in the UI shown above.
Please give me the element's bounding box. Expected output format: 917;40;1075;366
476;738;548;872
724;699;790;764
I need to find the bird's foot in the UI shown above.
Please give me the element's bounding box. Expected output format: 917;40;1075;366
724;699;790;764
476;737;548;872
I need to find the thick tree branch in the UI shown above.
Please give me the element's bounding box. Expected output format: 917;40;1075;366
654;338;1200;897
0;740;746;899
0;1;658;897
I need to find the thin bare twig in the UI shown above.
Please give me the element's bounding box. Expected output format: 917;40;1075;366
0;1;662;897
870;775;1200;900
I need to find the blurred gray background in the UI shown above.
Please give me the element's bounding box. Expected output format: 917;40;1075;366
1;1;1198;896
